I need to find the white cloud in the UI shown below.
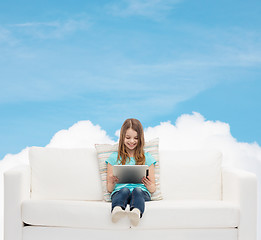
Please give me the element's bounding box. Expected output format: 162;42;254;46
145;112;261;169
107;0;182;20
0;26;18;46
46;120;115;148
0;27;11;43
12;22;60;28
1;112;261;239
8;17;91;39
174;24;261;68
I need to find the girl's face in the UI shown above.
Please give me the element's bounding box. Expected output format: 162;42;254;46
124;128;139;152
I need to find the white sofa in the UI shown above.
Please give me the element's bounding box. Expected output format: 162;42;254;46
4;147;257;240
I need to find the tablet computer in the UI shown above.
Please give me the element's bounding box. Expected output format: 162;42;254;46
113;165;149;184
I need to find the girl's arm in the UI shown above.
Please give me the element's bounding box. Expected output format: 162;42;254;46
142;164;156;193
107;163;119;193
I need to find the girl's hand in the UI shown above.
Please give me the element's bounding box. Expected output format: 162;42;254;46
107;175;119;185
107;163;119;193
142;176;156;193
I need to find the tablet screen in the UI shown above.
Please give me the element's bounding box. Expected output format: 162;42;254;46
113;165;149;184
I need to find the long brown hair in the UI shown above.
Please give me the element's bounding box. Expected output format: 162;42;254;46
117;118;145;165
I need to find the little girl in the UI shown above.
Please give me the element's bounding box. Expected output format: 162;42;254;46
106;118;156;226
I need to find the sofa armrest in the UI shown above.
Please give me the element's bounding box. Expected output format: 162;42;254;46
4;165;31;240
222;167;257;240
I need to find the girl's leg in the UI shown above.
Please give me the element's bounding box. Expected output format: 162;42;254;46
111;187;131;211
111;188;131;223
128;188;151;226
129;187;151;217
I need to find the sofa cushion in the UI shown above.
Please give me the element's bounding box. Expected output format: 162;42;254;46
95;138;162;201
22;200;130;230
139;200;239;229
159;150;222;200
21;199;239;229
29;147;103;201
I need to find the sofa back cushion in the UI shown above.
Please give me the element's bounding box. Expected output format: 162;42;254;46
159;150;222;200
29;147;103;201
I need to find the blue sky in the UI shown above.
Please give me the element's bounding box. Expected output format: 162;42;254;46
0;0;261;159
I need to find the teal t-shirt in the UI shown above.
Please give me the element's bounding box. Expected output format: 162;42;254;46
106;152;156;198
